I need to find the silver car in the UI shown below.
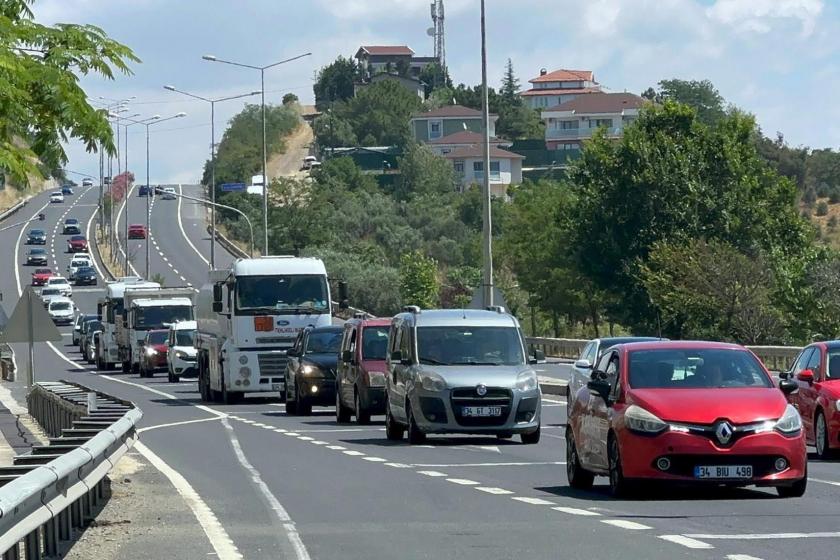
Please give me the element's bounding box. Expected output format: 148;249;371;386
384;307;542;445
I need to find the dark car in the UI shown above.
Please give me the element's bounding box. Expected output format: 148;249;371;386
79;318;103;362
61;185;74;195
285;326;344;415
26;229;47;245
70;266;97;286
138;185;150;197
26;248;48;266
336;317;392;424
67;235;88;253
72;313;96;346
63;218;81;235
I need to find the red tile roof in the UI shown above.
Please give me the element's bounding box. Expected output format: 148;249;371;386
443;145;525;159
544;92;646;113
411;105;489;119
357;45;414;56
429;131;503;145
520;87;601;97
530;69;595;84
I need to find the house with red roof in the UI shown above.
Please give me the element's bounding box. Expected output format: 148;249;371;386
520;68;602;109
540;92;646;150
409;105;497;143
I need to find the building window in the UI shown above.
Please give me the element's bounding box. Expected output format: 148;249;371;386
473;161;483;181
590;118;613;129
561;143;579;150
429;120;442;139
441;148;451;154
472;161;501;181
558;120;579;130
489;161;501;181
454;160;465;176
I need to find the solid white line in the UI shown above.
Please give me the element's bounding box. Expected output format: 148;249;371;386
811;477;840;487
177;184;209;265
601;520;651;530
511;497;555;506
658;535;714;549
135;441;243;559
552;506;602;516
417;470;448;477
475;487;513;495
221;417;311;560
412;461;565;468
138;416;222;433
684;531;840;540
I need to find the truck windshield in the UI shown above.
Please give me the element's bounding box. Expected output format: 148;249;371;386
236;275;329;315
416;326;525;366
134;306;193;330
362;327;389;360
175;330;195;346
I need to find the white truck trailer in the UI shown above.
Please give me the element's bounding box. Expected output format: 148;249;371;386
96;277;160;370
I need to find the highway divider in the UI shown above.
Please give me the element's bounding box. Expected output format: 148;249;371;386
0;381;142;557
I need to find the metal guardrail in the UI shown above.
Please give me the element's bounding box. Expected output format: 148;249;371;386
209;225;249;259
0;381;142;558
0;344;14;382
0;198;29;225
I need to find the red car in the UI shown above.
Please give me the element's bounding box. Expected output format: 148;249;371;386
67;235;87;253
781;341;840;459
139;329;169;377
31;268;53;286
335;317;391;424
567;341;806;498
128;224;146;239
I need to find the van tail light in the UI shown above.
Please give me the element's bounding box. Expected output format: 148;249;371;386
254;316;273;332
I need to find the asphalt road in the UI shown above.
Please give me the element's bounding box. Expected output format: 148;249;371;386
4;184;840;560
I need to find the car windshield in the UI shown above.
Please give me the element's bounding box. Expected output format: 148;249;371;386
175;330;195;346
133;306;193;330
50;302;71;311
30;230;44;236
362;326;389;360
85;320;102;332
49;279;68;285
416;326;525;366
42;288;60;295
71;236;85;241
77;267;94;274
236;275;329;314
306;330;342;354
147;331;168;344
35;269;51;274
66;219;78;224
826;349;840;380
30;249;45;255
628;349;772;389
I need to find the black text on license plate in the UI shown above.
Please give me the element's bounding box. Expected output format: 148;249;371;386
694;465;752;479
462;406;502;417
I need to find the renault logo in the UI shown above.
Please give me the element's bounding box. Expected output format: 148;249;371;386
476;384;487;397
715;421;734;445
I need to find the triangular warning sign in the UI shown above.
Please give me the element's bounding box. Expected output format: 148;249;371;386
0;287;63;343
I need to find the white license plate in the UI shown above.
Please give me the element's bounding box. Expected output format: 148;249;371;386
694;465;752;479
462;406;502;417
272;383;284;391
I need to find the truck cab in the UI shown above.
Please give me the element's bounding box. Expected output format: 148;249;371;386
97;277;159;370
119;288;194;374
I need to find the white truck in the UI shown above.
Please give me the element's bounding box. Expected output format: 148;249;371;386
195;256;338;403
118;287;195;374
97;277;160;370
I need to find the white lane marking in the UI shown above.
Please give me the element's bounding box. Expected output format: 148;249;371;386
446;478;479;486
417;471;448;477
297;436;314;441
811;477;840;487
657;535;714;549
512;497;555;506
362;457;387;463
310;441;328;445
412;461;565;468
325;445;345;450
342;450;365;456
552;506;602;516
138;416;222;433
384;463;411;468
285;432;300;437
96;374;226;420
601;520;651;530
177;183;209;265
14;200;51;295
221;417;311;560
135;441;243;559
684;531;840;540
725;555;763;560
475;487;513;495
542;397;567;404
292;427;383;433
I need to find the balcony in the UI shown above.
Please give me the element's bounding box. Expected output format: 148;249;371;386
545;126;623;140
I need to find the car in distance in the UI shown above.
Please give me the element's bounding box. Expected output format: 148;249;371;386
89;331;103;365
39;287;62;307
566;341;806;498
80;318;103;362
780;341;840;459
128;224;147;239
31;268;53;286
70;266;97;286
61;185;74;196
72;313;96;345
63;218;81;235
166;320;197;382
26;248;48;266
67;254;92;275
47;297;76;325
82;178;93;187
26;229;47;245
138;185;151;197
139;329;170;378
45;276;72;297
336;316;392;424
67;235;88;253
162;187;176;200
49;191;64;203
285;326;345;415
384;307;542;445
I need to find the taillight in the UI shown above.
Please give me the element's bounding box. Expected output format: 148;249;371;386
254;316;273;331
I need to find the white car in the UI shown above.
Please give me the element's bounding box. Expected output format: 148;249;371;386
166;320;197;382
39;287;63;307
45;276;72;297
47;297;76;325
82;178;93;187
67;256;92;277
49;192;64;203
162;187;176;200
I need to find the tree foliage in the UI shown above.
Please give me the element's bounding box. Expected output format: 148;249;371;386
399;250;440;308
643;79;727;125
395;143;455;200
313;56;359;110
418;61;451;96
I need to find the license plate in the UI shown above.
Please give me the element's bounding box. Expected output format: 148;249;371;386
462;406;502;417
694;465;752;479
272;383;284;391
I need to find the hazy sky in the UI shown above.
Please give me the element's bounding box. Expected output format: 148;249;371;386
37;0;836;184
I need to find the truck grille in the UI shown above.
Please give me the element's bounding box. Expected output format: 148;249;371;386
257;353;288;377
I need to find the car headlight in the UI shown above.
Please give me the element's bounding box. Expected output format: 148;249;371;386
175;350;188;359
516;370;538;392
145;348;157;356
302;364;320;375
835;399;840;413
624;405;667;434
419;371;446;392
368;371;387;387
774;404;802;435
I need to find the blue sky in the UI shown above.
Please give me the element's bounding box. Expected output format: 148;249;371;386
37;0;836;184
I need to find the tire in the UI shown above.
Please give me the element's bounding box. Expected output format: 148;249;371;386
121;360;130;374
566;430;595;490
355;390;371;425
221;382;239;404
168;369;180;383
198;355;211;402
407;402;426;445
336;387;352;423
521;425;541;444
297;387;312;416
285;373;298;415
777;473;807;498
385;398;405;441
608;433;632;498
815;411;836;460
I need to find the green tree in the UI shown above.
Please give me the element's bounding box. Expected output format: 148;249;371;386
755;131;807;190
419;61;452;96
497;103;544;139
651;79;727;125
817;201;829;216
340;80;422;146
396;143;455;199
267;178;327;253
313;56;359;110
395;58;411;77
0;0;139;186
282;93;298;105
500;59;520;105
399;250;440;308
312;111;357;149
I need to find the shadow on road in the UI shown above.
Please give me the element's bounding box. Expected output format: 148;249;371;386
537;484;778;502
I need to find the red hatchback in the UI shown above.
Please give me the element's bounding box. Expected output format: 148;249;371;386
567;341;807;498
67;235;87;253
781;341;840;459
31;268;53;286
128;224;146;239
139;329;169;377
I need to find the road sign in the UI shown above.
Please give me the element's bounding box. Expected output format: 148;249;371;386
220;183;246;192
0;287;63;386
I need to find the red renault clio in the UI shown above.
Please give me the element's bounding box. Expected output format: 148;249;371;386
567;341;807;497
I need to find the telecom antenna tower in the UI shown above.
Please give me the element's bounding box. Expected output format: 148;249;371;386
430;0;445;69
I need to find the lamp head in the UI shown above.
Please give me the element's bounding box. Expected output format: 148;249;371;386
164;85;175;91
202;55;217;61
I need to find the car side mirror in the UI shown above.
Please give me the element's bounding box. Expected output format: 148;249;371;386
778;371;789;379
587;379;613;405
796;369;815;384
529;349;545;365
286;348;299;358
780;379;799;395
574;359;592;370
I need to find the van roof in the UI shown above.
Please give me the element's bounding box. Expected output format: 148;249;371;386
169;320;197;330
398;309;519;328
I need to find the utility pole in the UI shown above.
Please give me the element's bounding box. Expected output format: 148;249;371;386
479;0;494;307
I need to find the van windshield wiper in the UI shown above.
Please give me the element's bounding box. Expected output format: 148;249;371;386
450;360;503;366
419;357;449;365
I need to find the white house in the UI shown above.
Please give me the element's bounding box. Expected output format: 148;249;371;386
427;130;510;156
520;68;602;110
444;144;525;198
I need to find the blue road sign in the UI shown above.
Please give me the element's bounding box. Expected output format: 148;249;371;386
220;183;246;192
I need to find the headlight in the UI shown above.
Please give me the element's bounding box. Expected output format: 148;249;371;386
175;350;188;359
419;371;446;392
240;367;251;378
516;370;538;392
774;404;802;435
836;400;840;413
302;364;320;375
145;348;157;356
238;354;248;365
624;405;667;434
368;371;387;387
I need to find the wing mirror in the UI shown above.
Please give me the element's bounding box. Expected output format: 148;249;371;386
286;348;299;358
796;369;815;384
574;358;592;370
341;349;356;364
528;349;545;365
587;378;612;405
779;379;799;395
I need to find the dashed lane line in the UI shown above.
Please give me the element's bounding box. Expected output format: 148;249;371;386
446;478;479;486
476;487;514;495
512;496;555;506
552;506;601;517
658;535;715;550
600;520;652;531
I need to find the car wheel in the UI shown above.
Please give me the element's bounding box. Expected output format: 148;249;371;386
385;398;405;441
521;425;541;444
815;411;836;460
608;433;632;498
285;373;298;415
336;387;352;423
355;390;371;425
168;369;179;383
406;402;426;445
566;430;594;490
777;467;807;498
297;382;312;416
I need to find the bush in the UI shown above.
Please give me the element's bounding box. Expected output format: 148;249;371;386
828;215;838;230
816;201;829;216
817;183;831;198
830;188;840;204
803;186;817;205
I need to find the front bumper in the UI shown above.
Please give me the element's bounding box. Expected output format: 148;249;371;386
297;374;336;405
226;349;287;393
74;278;97;285
617;428;807;485
410;386;541;435
27;259;47;265
172;356;198;377
68;245;87;252
51;316;74;325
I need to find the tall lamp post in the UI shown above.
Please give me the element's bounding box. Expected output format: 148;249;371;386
121;115;158;275
163;85;261;268
479;0;494;307
202;52;312;256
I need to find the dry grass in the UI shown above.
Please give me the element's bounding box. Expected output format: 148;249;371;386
803;196;840;248
95;229;124;277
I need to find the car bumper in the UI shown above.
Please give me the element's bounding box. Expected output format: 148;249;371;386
127;233;145;239
359;386;387;413
51;316;74;325
617;428;807;485
27;240;46;245
27;259;47;265
74;278;97;285
68;246;87;252
409;386;541;435
172;356;198;377
297;375;336;405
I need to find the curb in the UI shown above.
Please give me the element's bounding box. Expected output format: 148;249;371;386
539;378;568;397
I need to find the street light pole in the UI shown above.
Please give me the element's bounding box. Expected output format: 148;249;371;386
202;52;312;256
117;114;148;276
170;190;256;257
479;0;494;307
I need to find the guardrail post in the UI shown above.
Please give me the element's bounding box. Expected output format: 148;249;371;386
3;543;20;560
23;531;39;560
42;521;57;557
57;510;70;541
